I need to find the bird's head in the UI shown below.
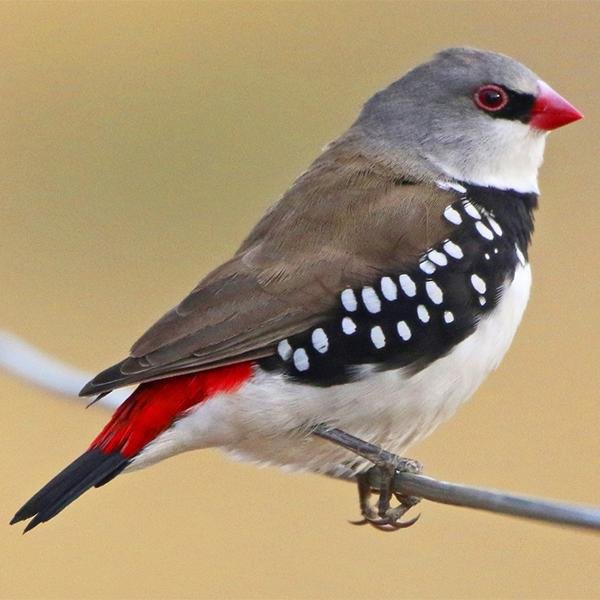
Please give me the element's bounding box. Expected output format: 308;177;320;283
354;47;583;193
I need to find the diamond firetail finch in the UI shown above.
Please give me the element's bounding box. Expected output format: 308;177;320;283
12;47;583;531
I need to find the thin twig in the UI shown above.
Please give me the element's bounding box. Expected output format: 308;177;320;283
2;329;599;531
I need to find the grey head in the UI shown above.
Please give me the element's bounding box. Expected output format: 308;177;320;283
353;47;559;194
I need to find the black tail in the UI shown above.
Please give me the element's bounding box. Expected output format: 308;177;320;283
10;449;129;533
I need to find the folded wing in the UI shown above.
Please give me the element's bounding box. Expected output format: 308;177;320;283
81;143;453;396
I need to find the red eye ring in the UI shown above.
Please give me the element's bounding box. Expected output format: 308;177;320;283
474;84;509;112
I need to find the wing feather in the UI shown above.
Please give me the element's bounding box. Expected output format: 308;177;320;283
81;142;454;396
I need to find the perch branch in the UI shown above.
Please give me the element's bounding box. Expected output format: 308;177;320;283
2;329;599;531
335;465;600;531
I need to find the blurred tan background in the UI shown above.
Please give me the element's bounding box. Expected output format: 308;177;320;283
2;1;599;598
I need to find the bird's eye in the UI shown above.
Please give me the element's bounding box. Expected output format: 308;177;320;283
474;84;509;112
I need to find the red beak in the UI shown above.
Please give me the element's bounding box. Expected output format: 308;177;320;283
530;80;583;131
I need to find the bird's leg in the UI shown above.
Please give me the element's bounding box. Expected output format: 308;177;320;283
312;424;422;530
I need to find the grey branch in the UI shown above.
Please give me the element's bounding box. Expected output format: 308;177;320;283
363;469;600;531
2;329;599;532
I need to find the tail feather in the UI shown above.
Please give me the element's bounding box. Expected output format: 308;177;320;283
11;362;254;532
11;449;128;532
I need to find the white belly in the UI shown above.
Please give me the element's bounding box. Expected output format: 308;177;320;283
134;264;532;475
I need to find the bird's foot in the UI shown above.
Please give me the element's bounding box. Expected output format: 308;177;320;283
350;460;422;531
311;425;423;530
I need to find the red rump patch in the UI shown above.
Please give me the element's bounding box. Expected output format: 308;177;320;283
90;362;253;458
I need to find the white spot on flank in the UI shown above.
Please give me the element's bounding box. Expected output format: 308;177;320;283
293;348;309;372
484;253;490;260
494;247;499;255
515;244;526;267
342;316;357;335
436;180;467;194
479;296;487;306
471;274;487;294
420;260;436;275
475;221;494;240
463;201;481;220
488;217;503;236
443;240;464;260
417;305;430;323
311;328;329;354
396;320;412;341
443;205;462;225
341;289;357;312
399;274;417;297
362;286;381;314
277;339;292;361
425;280;444;305
370;326;386;349
428;249;448;266
380;276;398;301
443;311;455;324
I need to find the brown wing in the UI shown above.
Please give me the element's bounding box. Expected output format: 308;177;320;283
80;137;454;396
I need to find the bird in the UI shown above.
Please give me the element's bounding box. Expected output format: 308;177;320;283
11;47;583;532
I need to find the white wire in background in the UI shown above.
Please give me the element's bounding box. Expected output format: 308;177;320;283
0;330;128;409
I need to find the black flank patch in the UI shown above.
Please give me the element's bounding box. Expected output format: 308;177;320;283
259;183;537;386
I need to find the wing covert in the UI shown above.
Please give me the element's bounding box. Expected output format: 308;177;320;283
81;146;456;396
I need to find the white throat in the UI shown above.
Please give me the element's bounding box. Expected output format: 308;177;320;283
429;120;546;194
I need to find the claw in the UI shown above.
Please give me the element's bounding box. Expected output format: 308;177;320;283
351;500;421;531
351;463;422;532
399;513;421;528
363;512;421;531
348;517;369;526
